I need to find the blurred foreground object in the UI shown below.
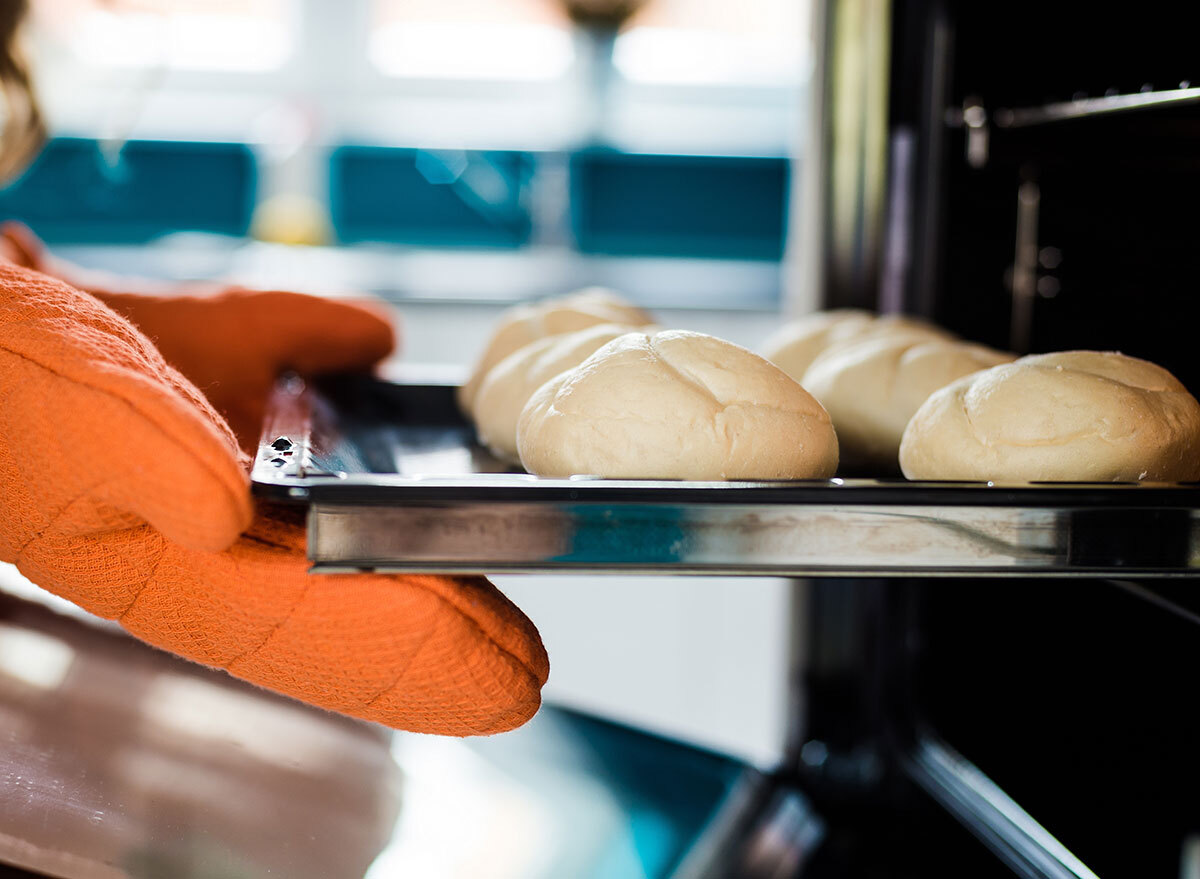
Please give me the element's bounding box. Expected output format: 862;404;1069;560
558;0;650;28
0;587;401;879
0;0;46;182
0;576;746;879
251;191;331;247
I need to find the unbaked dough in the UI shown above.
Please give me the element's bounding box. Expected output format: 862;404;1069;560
517;330;839;480
802;335;1014;471
458;288;653;412
899;350;1200;482
761;309;951;383
472;323;641;462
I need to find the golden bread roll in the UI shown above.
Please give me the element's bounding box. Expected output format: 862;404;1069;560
802;335;1015;471
899;351;1200;482
458;288;653;413
518;330;839;480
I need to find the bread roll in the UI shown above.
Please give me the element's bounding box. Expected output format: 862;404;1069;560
899;351;1200;482
518;330;839;480
803;335;1014;471
458;288;653;412
473;323;641;461
760;310;873;381
761;309;952;383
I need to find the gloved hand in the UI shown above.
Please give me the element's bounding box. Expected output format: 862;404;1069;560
0;242;548;736
0;222;396;448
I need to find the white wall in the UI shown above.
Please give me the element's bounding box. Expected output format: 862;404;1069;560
496;575;800;767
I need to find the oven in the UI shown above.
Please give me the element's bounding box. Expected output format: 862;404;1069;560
247;2;1200;875
3;2;1198;877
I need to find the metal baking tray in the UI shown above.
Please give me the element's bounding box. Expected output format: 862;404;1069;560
251;374;1200;577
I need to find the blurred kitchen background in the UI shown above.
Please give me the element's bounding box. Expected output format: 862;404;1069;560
8;0;813;345
2;0;814;768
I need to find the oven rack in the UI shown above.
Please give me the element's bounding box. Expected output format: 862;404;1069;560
946;84;1200;130
251;375;1200;578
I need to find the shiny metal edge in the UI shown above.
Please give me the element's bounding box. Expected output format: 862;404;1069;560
907;737;1100;879
307;502;1200;577
251;374;312;485
309;565;1200;578
992;86;1200;128
669;772;825;879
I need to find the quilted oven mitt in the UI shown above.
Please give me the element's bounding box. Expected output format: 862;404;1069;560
0;221;393;448
0;239;547;736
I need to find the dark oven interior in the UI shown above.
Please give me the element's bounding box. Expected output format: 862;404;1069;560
790;3;1200;877
890;0;1200;388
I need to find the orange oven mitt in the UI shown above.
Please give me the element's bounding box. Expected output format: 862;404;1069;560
0;235;548;737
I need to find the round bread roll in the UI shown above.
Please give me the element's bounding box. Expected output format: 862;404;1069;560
761;309;952;383
899;351;1200;483
473;323;642;462
518;330;839;480
458;288;653;413
802;335;1015;471
760;310;874;381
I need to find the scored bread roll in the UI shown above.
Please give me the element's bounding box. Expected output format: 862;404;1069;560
761;309;952;383
760;310;874;381
458;288;653;413
473;323;643;462
899;350;1200;483
518;330;839;480
802;335;1015;471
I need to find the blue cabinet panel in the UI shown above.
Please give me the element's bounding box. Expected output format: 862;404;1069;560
0;137;256;243
570;151;789;260
330;146;534;248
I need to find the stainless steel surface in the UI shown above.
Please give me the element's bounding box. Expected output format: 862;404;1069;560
817;0;893;311
945;87;1200;131
252;376;1200;578
0;583;749;879
307;499;1200;577
1009;179;1040;354
670;774;824;879
908;738;1101;879
991;86;1200;128
0;592;400;879
1107;579;1200;628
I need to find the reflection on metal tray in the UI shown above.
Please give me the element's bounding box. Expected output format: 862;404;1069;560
251;374;1200;578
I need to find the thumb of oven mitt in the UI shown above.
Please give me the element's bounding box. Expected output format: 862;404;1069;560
0;261;548;735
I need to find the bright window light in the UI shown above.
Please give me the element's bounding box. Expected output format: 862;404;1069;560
614;27;801;85
615;0;807;85
370;22;574;81
0;624;75;691
370;0;574;81
35;0;294;72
